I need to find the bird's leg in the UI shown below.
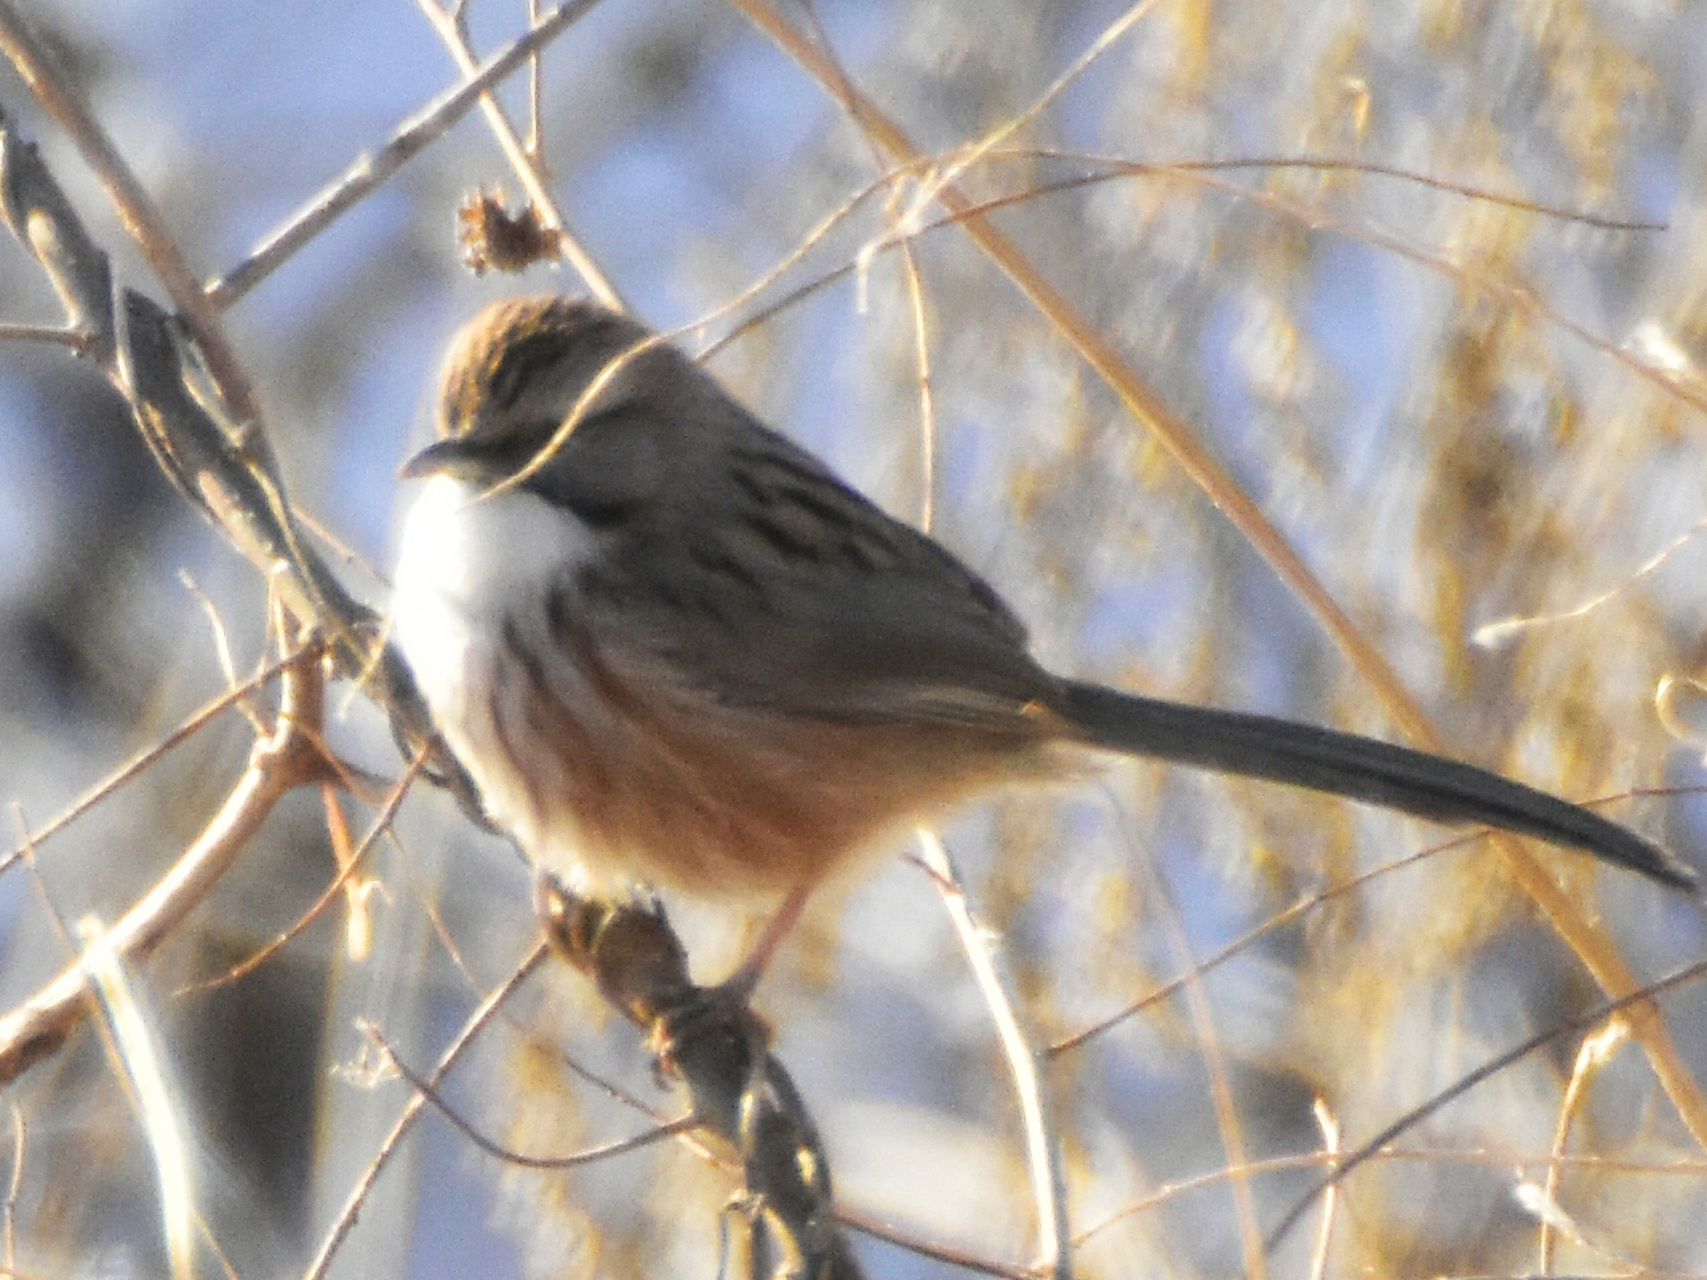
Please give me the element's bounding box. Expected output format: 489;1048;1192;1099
714;883;813;1006
639;885;812;1082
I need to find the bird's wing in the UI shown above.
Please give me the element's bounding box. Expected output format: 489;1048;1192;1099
571;417;1057;732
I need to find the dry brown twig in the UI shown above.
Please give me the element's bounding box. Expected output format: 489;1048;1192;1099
913;832;1069;1280
3;5;1707;1276
1263;953;1707;1252
415;0;624;308
0;11;870;1273
304;943;551;1280
209;0;612;310
0;72;448;1084
0;648;333;1084
720;0;1707;1158
172;746;432;999
367;1019;697;1170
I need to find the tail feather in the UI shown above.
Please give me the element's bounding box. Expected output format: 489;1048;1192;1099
1054;679;1697;893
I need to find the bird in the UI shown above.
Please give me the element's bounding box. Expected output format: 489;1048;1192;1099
389;295;1696;975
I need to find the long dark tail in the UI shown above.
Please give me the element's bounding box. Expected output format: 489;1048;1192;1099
1054;679;1697;892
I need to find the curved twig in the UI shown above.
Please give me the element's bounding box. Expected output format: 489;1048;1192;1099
0;653;334;1085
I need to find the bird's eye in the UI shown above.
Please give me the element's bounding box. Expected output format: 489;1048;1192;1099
488;331;569;411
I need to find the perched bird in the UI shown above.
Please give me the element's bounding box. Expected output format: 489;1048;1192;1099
390;296;1696;966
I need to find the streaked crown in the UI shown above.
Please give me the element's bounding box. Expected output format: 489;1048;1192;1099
436;296;665;450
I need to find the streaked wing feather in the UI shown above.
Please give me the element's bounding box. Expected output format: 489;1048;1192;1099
575;414;1054;731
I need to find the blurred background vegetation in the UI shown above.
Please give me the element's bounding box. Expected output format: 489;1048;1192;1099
1;0;1706;1276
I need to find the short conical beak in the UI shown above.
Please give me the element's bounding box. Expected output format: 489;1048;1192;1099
398;437;473;481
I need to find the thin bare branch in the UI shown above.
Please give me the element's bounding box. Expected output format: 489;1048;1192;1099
369;1021;695;1170
303;941;549;1280
0;654;332;1085
797;0;940;535
208;0;609;310
722;0;1707;1151
0;650;304;881
915;832;1068;1280
0;0;256;420
0;321;90;350
1538;1019;1630;1271
76;917;198;1280
1118;813;1266;1280
2;1103;21;1274
1263;955;1707;1253
174;746;430;997
834;1205;1038;1280
1049;821;1508;1055
1307;1101;1341;1280
1007;147;1667;230
412;0;624;310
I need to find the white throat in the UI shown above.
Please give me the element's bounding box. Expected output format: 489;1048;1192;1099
390;474;599;831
